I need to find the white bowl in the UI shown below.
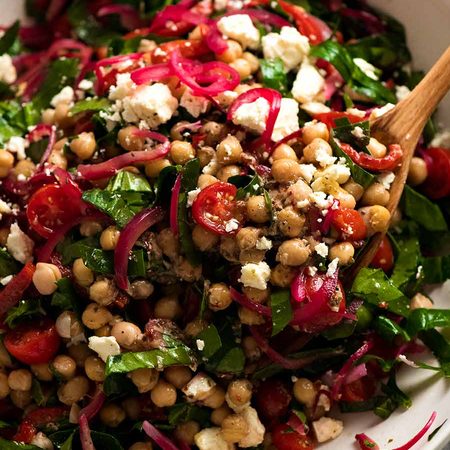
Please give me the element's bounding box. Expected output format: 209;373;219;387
1;1;449;449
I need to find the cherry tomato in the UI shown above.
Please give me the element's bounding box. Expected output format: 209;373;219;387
27;183;83;238
272;424;315;450
314;111;364;129
4;318;61;365
12;420;36;444
0;263;35;316
370;236;394;273
331;208;367;241
278;0;331;44
25;407;68;427
151;39;210;64
255;379;292;423
421;147;450;199
192;182;244;235
341;377;377;403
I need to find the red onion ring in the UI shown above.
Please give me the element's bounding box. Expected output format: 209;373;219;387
130;63;175;84
230;287;272;317
142;420;180;450
343;363;367;385
114;207;165;290
170;174;182;237
79;415;95;450
222;8;292;28
392;411;437;450
97;4;144;30
78;390;106;422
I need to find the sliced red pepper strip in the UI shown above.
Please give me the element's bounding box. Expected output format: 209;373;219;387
315;111;364;128
0;263;35;316
339;142;403;171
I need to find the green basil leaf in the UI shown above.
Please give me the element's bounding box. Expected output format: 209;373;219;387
106;171;152;193
235;175;263;200
103;373;137;398
390;237;421;290
402;186;447;232
105;344;196;375
31;379;46;406
167;403;210;427
419;329;450;376
260;58;289;95
0;438;41;449
351;268;410;317
5;299;44;328
373;316;410;342
321;320;357;340
422;255;450;284
215;347;245;373
333;119;370;152
407;309;450;335
0;248;20;278
0;21;20;54
374;374;411;420
196;324;222;358
153;165;178;205
70;98;111;115
51;278;79;313
270;289;292;336
181;158;201;192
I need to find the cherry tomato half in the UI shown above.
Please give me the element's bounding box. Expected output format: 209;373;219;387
272;424;316;450
12;420;36;444
151;39;210;64
25;406;68;427
27;183;82;238
331;208;367;241
255;379;292;423
421;147;450;199
4;318;61;365
192;182;243;235
341;376;377;403
370;236;394;273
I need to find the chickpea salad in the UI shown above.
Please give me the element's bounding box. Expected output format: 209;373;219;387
0;1;449;449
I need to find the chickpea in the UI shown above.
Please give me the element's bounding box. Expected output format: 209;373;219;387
129;368;159;393
32;262;62;295
329;242;354;265
122;397;141;420
236;227;259;250
68;344;92;367
242;335;261;361
334;187;357;209
31;363;53;382
192;225;219;251
271;158;301;183
239;248;265;264
118;126;144;151
359;205;391;235
70;132;96;160
277;207;306;237
217;40;243;63
57;376;90;405
0;373;9;399
361;182;390;207
302;138;333;164
293;378;317;408
276;239;310;266
201;122;228;146
302;121;329;145
242;286;269;304
84;356;105;382
0;150;14;178
41;108;55;125
54;103;74;128
197;174;219;189
184;319;208;337
51;355;77;380
8;369;32;391
221;414;247;443
216;135;243;165
238;306;265;325
197;145;215;168
410;293;433;310
128;280;154;299
288;179;313;205
151;379;177;407
367;137;387;158
111;321;142;349
211;405;232;426
145;158;171;178
165;366;192;389
342;179;364;201
271;144;297;161
226;380;252;409
230;58;252;80
242;51;260;73
55;311;84;340
100;403;126;428
156;228;179;260
48;148;67;169
175;420;200;445
80;221;103;237
208;283;232;311
13;159;35;178
408;157;428;186
170;140;196;165
174;258;202;282
154;296;182;320
10;390;32;408
82;303;113;330
100;226;120;251
216;164;241;182
129;443;153;450
89;278;117;306
270;264;296;287
95;325;111;337
247;195;270;223
72;258;94;287
202;386;225;409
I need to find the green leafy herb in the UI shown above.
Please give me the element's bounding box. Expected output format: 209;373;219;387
0;439;41;449
402;186;447;232
153;165;178;205
4;299;44;328
0;248;20;278
422;255;450;284
374;374;411;419
51;278;79;312
168;403;210;427
0;101;38;145
0;21;20;55
322;320;357;340
181;158;201;192
270;289;292;336
351;268;410;317
340;396;382;413
373;316;410;342
27;138;49;164
31;379;46;406
196;324;222;358
333;118;371;152
216;347;246;373
234;175;263;200
70;98;111;115
260;58;289;96
90;431;124;450
107;171;152;193
428;420;448;442
406;309;450;335
103;373;137;398
418;329;450;376
59;431;76;450
390;237;421;289
263;189;274;222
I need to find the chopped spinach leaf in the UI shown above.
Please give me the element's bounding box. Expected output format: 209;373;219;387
31;378;45;406
260;58;289;96
270;289;292;336
70;98;111;115
419;329;450;376
263;189;274;222
234;175;263;200
51;278;79;312
178;192;202;266
181;158;201;192
373;316;409;342
5;299;44;328
0;21;20;55
0;248;20;278
333;118;370;152
196;324;222;358
107;171;152;193
0;439;41;449
340;396;382;413
428;420;448;442
168;403;210;427
422;255;450;284
374;374;411;420
153;165;178;205
216;347;246;373
390;236;421;290
322;320;357;340
407;309;450;335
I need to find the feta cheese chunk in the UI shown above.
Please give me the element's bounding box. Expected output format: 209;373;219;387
238;407;265;448
326;258;339;276
272;98;300;141
187;188;201;207
109;73;135;100
312;417;344;443
0;54;17;84
353;57;379;80
262;26;309;71
255;237;272;250
6;136;28;160
6;223;34;264
182;373;216;402
88;336;120;362
50;86;75;107
195;427;235;450
377;171;395;190
180;89;210;118
370;103;395;120
316;163;351;184
239;261;271;290
395;85;411;101
292;60;325;103
315;242;329;258
217;15;260;49
298;164;317;183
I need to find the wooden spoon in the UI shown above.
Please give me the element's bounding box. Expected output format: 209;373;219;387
347;46;450;282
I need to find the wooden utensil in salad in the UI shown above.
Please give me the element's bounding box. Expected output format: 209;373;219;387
348;45;450;280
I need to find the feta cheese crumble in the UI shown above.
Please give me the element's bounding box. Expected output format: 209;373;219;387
239;261;271;290
6;136;28;160
187;188;201;207
431;130;450;148
6;223;34;264
292;60;325;103
377;171;395;190
50;86;75;107
217;15;260;49
298;164;317;183
255;237;272;250
0;54;17;84
326;258;339;276
315;242;329;258
180;89;210;118
353;57;379;80
312;417;343;443
88;336;121;362
262;26;309;71
238;406;265;447
224;218;240;233
395;84;411;101
195;427;234;450
196;339;205;351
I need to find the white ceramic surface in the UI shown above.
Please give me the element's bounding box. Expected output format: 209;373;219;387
1;1;450;449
